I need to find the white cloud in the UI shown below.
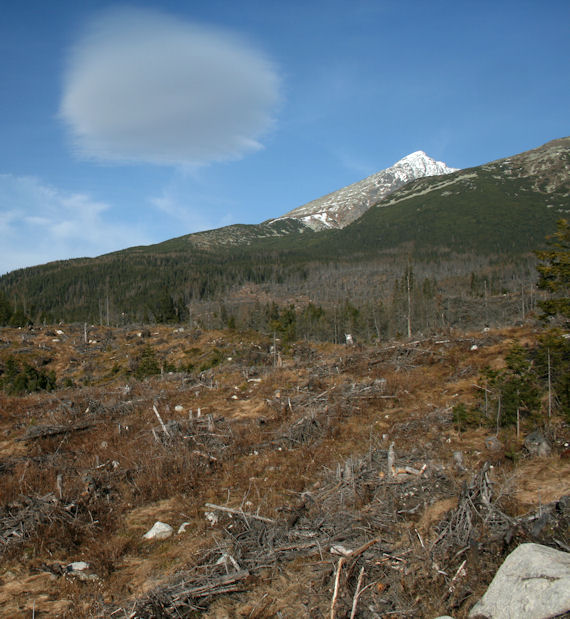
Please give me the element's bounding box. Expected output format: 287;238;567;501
60;7;281;166
0;174;150;274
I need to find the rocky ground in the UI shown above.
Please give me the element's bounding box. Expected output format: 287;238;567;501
0;323;568;617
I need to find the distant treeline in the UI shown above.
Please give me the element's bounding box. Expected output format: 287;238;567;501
0;251;542;343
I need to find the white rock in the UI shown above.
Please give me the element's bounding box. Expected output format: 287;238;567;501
65;561;98;581
177;522;190;534
469;543;570;618
174;405;185;413
143;521;174;540
67;561;89;572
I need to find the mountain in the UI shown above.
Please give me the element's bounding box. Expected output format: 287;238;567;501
0;137;568;329
332;136;569;254
141;150;458;252
270;151;458;230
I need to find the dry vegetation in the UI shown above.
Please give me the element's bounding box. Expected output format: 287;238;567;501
0;323;568;618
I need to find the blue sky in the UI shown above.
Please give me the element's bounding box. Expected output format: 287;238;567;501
1;0;568;273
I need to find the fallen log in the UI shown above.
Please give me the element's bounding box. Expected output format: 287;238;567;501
17;421;96;441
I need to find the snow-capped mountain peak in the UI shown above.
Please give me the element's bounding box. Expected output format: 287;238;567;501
273;151;459;230
394;151;457;177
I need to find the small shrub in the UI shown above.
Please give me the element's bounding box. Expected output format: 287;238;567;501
162;360;177;373
133;346;161;379
452;403;482;433
199;348;224;372
480;342;542;428
0;357;56;395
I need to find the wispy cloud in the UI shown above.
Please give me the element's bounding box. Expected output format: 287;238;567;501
333;149;376;178
149;185;238;233
0;174;150;274
60;7;281;167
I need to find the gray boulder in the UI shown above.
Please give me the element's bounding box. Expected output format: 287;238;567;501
484;436;503;451
524;431;552;457
469;543;570;618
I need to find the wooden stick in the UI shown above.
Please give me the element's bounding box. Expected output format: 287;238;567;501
192;450;218;462
387;441;395;476
349;567;365;619
447;559;467;597
347;537;383;560
204;503;275;524
153;405;171;437
330;557;345;619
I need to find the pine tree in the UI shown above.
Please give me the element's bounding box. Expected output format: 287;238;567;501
535;218;569;325
0;291;13;325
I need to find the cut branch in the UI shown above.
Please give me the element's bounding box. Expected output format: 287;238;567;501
204;503;276;524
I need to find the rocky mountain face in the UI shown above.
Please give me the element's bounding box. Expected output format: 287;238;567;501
270;150;459;230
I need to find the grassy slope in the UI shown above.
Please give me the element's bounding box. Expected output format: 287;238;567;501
334;166;568;255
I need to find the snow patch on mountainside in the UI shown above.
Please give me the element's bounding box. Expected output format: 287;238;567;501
271;151;459;230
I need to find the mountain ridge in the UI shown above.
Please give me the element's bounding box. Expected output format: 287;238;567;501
269;150;458;230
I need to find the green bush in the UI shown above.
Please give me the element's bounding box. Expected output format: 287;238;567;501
533;330;570;421
452;402;482;432
199;348;224;372
133;346;161;379
0;357;56;395
480;342;541;428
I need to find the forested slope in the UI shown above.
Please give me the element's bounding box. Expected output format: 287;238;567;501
0;138;567;333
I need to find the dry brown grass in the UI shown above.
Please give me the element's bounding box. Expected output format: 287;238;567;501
0;323;567;617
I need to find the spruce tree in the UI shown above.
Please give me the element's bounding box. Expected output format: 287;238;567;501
535;218;569;325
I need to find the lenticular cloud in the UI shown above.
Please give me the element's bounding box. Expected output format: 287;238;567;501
60;8;281;166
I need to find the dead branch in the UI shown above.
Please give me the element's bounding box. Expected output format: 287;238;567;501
204;503;276;524
153;404;171;437
330;557;345;619
347;537;383;561
130;570;250;617
349;566;365;619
